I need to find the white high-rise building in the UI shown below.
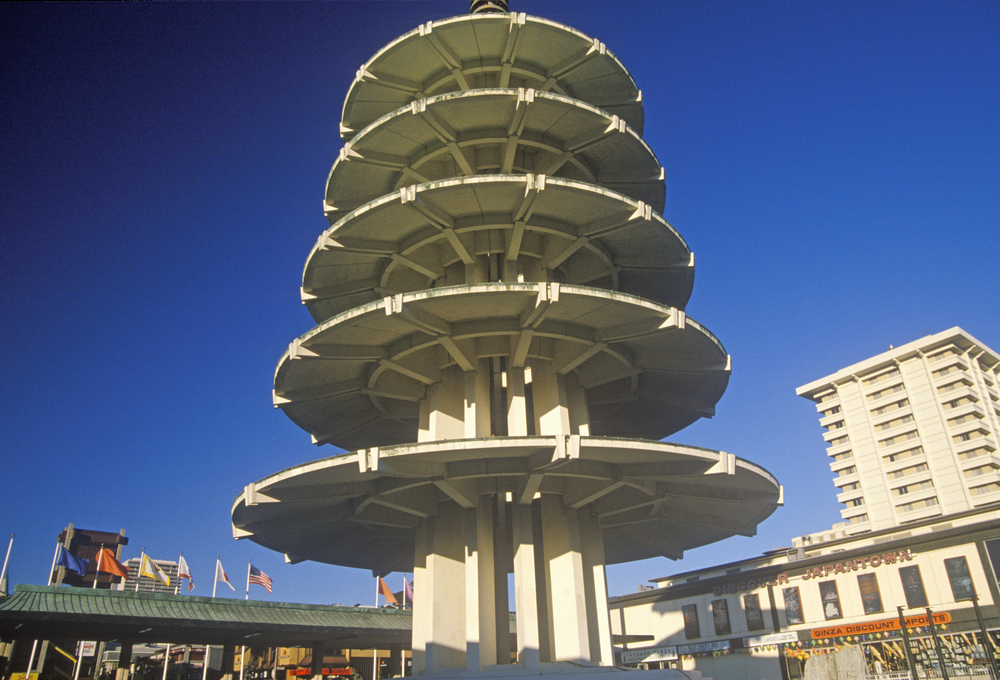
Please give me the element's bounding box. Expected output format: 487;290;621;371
797;327;1000;534
119;558;180;594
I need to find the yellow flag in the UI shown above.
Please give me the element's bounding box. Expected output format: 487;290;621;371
140;554;170;586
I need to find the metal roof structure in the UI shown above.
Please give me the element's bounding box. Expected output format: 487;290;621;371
0;585;412;648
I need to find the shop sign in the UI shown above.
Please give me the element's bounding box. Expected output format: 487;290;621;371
811;611;950;639
621;645;678;663
802;549;914;580
678;641;730;655
713;573;788;596
79;641;97;657
744;632;798;648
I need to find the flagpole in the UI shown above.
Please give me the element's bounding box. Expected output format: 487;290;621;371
27;542;62;674
93;545;103;590
241;561;250;680
0;534;13;595
213;558;219;598
401;576;406;610
375;575;378;608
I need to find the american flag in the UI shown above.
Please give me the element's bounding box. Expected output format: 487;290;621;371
248;564;272;593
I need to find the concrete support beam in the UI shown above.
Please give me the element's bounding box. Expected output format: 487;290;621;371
540;495;590;664
579;509;614;665
421;505;467;673
464;496;498;670
511;501;540;669
532;360;571;436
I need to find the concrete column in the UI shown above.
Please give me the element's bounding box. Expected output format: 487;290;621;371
464;497;498;670
511;502;540;669
506;367;528;436
429;368;464;440
220;646;236;680
423;503;466;672
565;373;590;436
579;509;613;665
531;361;571;435
411;522;429;674
540;495;590;664
310;642;325;680
492;494;512;665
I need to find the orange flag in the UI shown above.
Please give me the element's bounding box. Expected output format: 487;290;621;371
378;576;398;605
96;548;129;578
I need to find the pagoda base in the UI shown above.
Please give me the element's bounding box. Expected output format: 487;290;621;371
411;663;706;680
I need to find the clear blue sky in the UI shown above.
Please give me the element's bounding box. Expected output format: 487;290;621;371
2;0;998;606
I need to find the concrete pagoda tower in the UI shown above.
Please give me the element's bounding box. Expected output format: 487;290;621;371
233;3;782;678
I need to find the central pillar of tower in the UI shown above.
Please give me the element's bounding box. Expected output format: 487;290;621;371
233;7;783;680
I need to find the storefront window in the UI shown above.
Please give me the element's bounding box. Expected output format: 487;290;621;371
944;556;974;600
985;538;1000;591
783;586;804;625
819;581;843;620
857;573;884;614
712;599;731;635
744;593;765;631
682;604;700;639
899;565;928;607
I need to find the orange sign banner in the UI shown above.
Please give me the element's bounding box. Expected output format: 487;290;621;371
811;612;951;639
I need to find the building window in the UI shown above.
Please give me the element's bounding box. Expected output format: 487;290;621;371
838;466;857;477
944;396;974;410
873;399;909;416
829;435;850;447
880;430;920;448
682;604;700;639
845;498;864;507
884;446;923;464
839;482;860;492
938;381;966;395
857;573;884;614
970;482;1000;496
864;369;901;387
897;497;939;513
876;415;915;432
848;513;869;524
822;405;842;416
819;581;843;620
825;420;845;430
900;565;928;608
711;599;731;635
892;480;933;496
964;465;997;479
888;463;929;480
985;539;1000;592
929;348;959;363
743;593;765;631
944;556;975;601
831;451;854;462
783;587;805;625
868;383;906;402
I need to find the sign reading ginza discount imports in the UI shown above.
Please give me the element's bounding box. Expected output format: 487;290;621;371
811;612;951;639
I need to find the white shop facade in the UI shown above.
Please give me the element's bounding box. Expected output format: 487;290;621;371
610;508;1000;680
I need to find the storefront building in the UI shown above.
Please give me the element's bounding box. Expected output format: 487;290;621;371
610;507;1000;680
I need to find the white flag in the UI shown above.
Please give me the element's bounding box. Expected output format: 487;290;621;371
178;555;194;591
215;558;236;591
139;554;170;586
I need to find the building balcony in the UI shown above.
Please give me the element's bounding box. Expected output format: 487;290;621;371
819;412;845;429
929;353;968;373
954;432;995;454
895;502;942;524
869;403;913;427
836;487;864;505
943;400;984;419
958;450;999;470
